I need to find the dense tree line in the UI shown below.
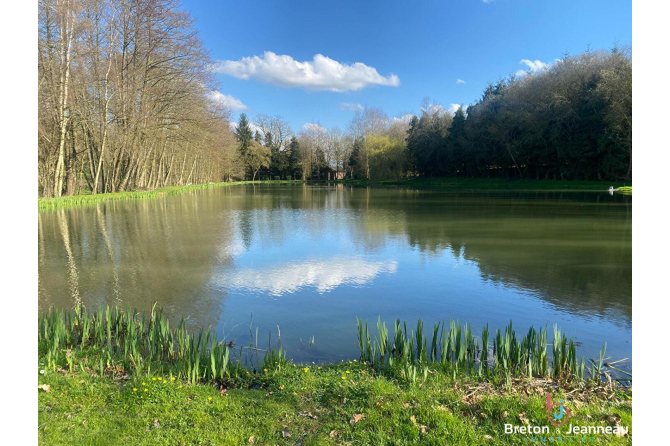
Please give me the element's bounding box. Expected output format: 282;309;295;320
405;49;632;181
38;0;239;197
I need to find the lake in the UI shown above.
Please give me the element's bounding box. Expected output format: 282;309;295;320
38;184;631;369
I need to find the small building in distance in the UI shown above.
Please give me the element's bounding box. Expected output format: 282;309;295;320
322;166;346;181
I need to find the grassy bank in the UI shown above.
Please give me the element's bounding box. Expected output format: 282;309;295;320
38;180;305;211
334;177;632;192
38;306;632;444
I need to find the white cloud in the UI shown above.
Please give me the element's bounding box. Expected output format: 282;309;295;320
229;120;264;136
207;90;248;111
421;103;446;116
482;0;494;3
302;122;328;134
340;102;364;111
213;51;400;92
391;114;414;125
221;258;398;296
515;59;551;77
448;104;463;115
456;79;466;84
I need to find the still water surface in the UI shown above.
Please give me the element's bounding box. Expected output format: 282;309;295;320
38;184;631;366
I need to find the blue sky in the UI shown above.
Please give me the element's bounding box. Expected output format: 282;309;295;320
181;0;632;133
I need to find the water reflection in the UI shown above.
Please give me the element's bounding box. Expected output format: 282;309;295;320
221;258;399;295
38;184;631;362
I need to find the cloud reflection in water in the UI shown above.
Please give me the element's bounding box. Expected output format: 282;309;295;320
222;257;398;296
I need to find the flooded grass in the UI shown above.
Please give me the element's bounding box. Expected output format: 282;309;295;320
37;180;304;211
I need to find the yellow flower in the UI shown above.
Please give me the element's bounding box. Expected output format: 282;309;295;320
280;385;285;390
341;376;346;380
152;377;156;381
318;367;322;370
179;385;183;389
171;377;176;381
158;377;162;381
353;360;357;362
346;371;351;374
264;369;268;372
133;388;137;392
303;367;309;373
292;364;296;367
208;397;213;401
142;382;146;386
361;371;366;374
144;388;148;392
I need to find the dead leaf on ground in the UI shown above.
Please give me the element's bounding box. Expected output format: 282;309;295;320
410;415;417;425
350;413;365;425
329;430;337;438
38;384;51;393
420;425;429;434
298;411;318;420
153;419;161;429
282;428;291;438
518;413;529;425
483;434;493;440
248;435;254;443
404;402;410;408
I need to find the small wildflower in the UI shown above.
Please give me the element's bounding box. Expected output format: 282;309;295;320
158;377;162;381
292;364;296;367
144;388;148;392
171;377;176;381
312;362;315;364
264;369;268;372
179;385;183;389
152;377;156;381
208;397;213;401
303;367;309;373
346;371;351;374
142;382;146;386
39;370;45;375
133;388;137;392
280;385;285;390
318;366;322;370
341;376;346;380
361;371;366;374
353;360;357;362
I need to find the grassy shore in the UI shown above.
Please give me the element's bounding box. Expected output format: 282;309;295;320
37;180;305;211
334;177;632;192
38;361;631;445
38;307;632;444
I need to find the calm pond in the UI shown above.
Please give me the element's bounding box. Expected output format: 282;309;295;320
38;184;631;368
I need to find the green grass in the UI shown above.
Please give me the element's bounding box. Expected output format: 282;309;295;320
38;180;305;211
38;306;632;444
335;177;632;192
38;361;631;445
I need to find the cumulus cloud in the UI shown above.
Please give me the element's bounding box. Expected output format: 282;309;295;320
229;120;264;136
448;104;463;115
212;51;400;92
302;122;328;134
391;114;415;125
515;59;551;77
456;79;466;84
340;102;364;111
207;90;248;111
